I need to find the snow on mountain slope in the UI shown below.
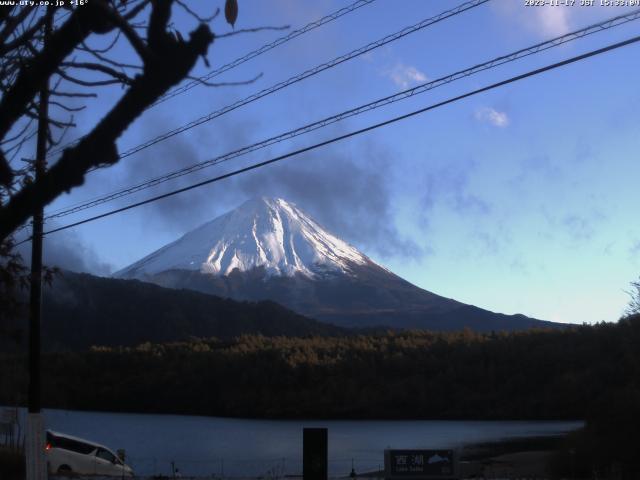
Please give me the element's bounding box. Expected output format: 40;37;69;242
113;198;556;332
116;197;371;278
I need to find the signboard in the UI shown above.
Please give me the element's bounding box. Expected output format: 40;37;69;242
385;449;457;479
303;428;327;480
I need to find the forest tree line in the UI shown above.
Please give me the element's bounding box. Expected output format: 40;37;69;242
1;316;639;420
1;315;639;475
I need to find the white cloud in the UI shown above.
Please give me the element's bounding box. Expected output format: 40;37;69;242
492;0;572;38
475;107;510;128
535;7;571;37
385;62;427;89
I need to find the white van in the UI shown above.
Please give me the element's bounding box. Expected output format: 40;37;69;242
46;430;134;477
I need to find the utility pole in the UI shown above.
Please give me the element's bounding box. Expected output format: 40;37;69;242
26;7;51;480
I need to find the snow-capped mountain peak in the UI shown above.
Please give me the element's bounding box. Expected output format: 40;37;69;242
116;197;370;279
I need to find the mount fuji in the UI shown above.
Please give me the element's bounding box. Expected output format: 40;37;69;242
116;197;556;331
117;197;372;279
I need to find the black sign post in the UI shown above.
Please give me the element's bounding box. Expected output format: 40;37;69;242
384;449;458;480
303;428;328;480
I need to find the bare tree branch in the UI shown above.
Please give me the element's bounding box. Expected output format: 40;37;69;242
100;4;151;62
0;0;214;241
0;8;32;45
80;42;144;70
0;6;15;28
78;29;122;54
215;25;289;39
176;1;220;23
51;90;98;98
49;118;74;148
56;69;124;87
122;0;152;22
0;15;46;56
49;100;86;113
61;61;135;85
0;4;102;184
5;129;37;166
1;118;34;146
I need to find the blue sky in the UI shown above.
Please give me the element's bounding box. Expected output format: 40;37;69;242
27;0;640;324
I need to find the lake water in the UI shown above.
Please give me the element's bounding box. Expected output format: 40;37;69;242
25;408;581;477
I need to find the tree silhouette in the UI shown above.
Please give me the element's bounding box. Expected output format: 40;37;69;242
626;277;640;316
0;0;285;338
0;0;251;243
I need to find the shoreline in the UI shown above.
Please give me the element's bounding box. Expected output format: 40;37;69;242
2;403;587;423
355;436;567;479
458;435;565;478
3;435;571;479
1;408;579;479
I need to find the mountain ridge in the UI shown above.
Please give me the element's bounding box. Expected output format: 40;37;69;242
116;197;374;279
117;197;559;332
0;270;347;353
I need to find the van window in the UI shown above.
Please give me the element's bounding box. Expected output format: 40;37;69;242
48;433;95;455
96;448;116;463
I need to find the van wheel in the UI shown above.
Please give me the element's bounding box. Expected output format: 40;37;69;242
57;464;72;475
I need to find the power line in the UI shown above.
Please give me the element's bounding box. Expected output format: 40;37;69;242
112;0;489;163
42;0;491;219
45;0;378;159
41;8;640;223
154;0;378;106
47;0;489;179
32;33;640;240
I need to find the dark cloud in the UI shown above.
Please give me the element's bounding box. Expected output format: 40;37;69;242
227;137;423;259
472;231;503;256
14;229;113;276
509;154;563;190
509;258;530;276
540;205;613;246
574;137;597;165
114;115;423;259
419;158;491;227
539;207;607;245
629;240;640;258
118;121;206;230
561;214;596;242
119;115;262;232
